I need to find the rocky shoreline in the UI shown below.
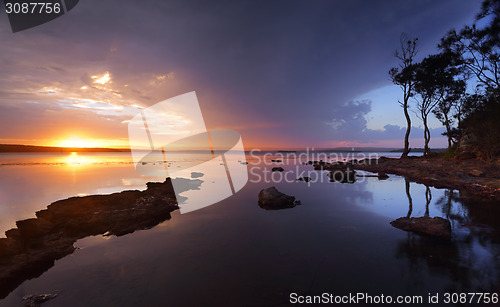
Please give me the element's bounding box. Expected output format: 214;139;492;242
311;156;500;200
0;178;179;299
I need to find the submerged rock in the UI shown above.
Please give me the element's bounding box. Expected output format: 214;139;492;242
272;167;284;172
191;172;204;178
22;293;58;307
328;168;356;183
378;172;389;180
297;177;311;182
258;187;299;210
390;216;452;240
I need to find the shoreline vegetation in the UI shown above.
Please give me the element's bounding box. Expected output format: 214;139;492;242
388;0;499;161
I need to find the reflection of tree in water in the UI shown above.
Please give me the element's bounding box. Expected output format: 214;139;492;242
435;189;469;226
396;184;500;293
405;178;413;218
424;186;431;217
395;233;474;291
403;179;433;218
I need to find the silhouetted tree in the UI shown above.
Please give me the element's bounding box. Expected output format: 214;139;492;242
389;33;418;158
460;92;500;161
413;53;462;157
432;78;466;148
438;0;500;160
455;92;480;128
439;0;499;92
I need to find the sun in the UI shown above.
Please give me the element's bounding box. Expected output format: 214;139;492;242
58;136;97;148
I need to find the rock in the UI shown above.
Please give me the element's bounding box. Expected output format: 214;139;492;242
22;293;58;307
378;172;389;180
297;177;311;182
313;154;500;200
258;187;298;210
390;216;452;240
240;162;248;165
0;178;180;300
272;167;284;172
469;169;484;177
328;168;356;183
271;159;282;162
191;172;204;178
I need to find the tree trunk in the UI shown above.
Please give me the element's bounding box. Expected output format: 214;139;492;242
444;113;452;148
423;114;430;157
401;97;412;158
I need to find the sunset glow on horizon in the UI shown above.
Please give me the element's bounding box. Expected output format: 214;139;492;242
0;1;481;150
56;136;101;148
51;136;131;149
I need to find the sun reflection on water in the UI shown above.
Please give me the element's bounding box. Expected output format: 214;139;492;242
63;152;99;166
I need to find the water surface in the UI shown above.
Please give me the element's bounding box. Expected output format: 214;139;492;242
0;152;498;306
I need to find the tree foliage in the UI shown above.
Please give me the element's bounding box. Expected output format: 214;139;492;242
391;0;500;160
439;0;500;91
412;52;464;157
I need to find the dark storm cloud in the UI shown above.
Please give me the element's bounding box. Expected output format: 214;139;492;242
0;0;481;146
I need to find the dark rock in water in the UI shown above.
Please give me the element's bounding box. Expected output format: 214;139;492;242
0;178;179;300
271;159;282;163
390;216;452;240
22;293;58;307
241;162;248;165
328;168;356;183
378;172;389;180
272;167;284;172
258;187;299;210
297;177;311;182
191;172;204;178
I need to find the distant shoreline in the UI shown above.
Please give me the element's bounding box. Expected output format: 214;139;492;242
0;144;130;153
0;144;448;154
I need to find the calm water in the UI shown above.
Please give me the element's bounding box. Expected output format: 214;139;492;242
0;152;499;306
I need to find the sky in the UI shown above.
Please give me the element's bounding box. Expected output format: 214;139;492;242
0;0;483;149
